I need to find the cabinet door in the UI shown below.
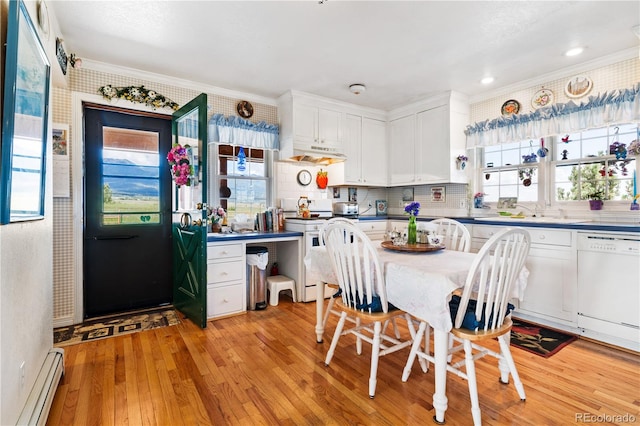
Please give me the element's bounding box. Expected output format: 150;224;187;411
416;105;448;182
293;103;318;145
388;114;415;185
518;246;576;323
361;118;387;185
343;114;362;184
317;107;342;147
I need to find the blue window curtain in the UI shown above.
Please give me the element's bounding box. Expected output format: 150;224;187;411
465;83;640;148
208;113;279;150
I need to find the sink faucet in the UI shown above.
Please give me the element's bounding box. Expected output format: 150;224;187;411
515;204;538;217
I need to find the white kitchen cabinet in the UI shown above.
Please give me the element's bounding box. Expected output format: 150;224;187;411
388;91;469;186
471;225;577;326
358;220;387;240
339;115;387;185
207;242;246;319
294;103;342;149
388;114;416;185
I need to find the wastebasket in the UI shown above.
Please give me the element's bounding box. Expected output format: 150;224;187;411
246;246;268;310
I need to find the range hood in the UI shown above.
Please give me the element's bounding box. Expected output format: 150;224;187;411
278;144;347;165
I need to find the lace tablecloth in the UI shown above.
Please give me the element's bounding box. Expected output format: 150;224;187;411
305;245;528;332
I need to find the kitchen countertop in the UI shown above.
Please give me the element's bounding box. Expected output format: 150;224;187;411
207;230;303;242
359;215;640;233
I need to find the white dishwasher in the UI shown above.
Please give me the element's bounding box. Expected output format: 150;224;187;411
577;232;640;351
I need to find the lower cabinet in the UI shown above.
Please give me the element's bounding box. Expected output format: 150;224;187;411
471;225;577;326
207;243;246;319
358;220;387;240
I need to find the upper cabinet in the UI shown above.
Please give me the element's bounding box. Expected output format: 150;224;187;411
277;91;346;162
388;91;469;186
334;115;387;186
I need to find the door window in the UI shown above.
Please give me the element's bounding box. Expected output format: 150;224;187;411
102;127;161;225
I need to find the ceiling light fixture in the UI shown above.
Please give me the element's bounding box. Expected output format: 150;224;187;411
349;84;366;95
564;47;584;57
480;77;494;85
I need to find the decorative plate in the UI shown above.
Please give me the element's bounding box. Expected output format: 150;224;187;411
381;241;445;253
37;0;50;40
236;100;254;118
564;75;593;99
531;88;554;109
501;99;521;116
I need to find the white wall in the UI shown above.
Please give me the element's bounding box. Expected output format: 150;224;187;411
0;1;55;423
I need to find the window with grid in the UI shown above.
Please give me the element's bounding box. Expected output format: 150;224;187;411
213;144;271;220
553;123;637;202
480;139;542;203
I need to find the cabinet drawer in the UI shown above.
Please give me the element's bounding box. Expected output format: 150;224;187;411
527;229;572;247
208;259;244;284
208;283;244;318
208;243;243;260
473;225;572;247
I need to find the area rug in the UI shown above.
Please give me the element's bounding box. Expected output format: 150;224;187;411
510;319;578;358
54;306;181;347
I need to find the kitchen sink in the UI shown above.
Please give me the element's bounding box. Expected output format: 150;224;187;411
474;216;591;224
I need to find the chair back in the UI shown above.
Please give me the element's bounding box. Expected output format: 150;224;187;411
454;228;530;331
431;218;471;252
323;221;388;314
319;217;356;247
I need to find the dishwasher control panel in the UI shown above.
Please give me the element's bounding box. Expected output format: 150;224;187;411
577;233;640;255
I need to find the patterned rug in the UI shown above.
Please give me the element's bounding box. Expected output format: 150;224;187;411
54;306;181;347
510;319;578;358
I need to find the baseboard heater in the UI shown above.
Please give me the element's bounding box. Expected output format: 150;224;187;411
17;348;64;426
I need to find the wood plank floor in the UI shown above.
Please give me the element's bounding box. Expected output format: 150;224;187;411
47;298;640;425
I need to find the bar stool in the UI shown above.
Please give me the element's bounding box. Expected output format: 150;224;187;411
266;275;296;306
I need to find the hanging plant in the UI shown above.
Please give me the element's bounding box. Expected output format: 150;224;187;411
98;85;179;110
518;167;536;187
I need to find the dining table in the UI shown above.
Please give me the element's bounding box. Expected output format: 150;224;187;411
305;241;529;424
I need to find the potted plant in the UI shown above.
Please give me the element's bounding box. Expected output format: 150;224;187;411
586;188;605;210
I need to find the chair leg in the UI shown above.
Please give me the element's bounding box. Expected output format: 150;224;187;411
497;335;526;400
463;339;482;426
402;321;428;381
322;296;335;329
356;317;363;355
369;321;382;398
325;311;348;366
405;316;428;373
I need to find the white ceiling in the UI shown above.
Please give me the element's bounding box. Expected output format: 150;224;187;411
50;1;640;110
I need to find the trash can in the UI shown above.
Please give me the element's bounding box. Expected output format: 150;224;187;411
246;246;268;310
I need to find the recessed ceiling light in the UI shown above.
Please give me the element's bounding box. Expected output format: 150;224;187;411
480;77;494;85
565;47;584;57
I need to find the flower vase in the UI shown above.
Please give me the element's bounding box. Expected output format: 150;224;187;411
211;222;222;233
407;216;417;245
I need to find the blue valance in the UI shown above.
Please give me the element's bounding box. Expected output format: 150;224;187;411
208;113;279;150
465;83;640;148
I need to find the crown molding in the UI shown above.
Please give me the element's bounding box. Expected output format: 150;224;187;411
469;47;639;104
81;59;278;106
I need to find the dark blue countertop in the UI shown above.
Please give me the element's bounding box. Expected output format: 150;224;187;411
207;230;303;242
359;215;640;233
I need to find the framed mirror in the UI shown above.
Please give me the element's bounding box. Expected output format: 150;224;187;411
1;0;51;223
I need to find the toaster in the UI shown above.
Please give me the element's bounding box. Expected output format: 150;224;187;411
333;202;359;216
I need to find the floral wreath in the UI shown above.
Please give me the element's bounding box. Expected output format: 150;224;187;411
167;144;193;187
98;85;179;111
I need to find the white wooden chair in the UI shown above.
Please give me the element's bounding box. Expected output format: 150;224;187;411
402;227;531;426
430;218;471;253
323;221;416;398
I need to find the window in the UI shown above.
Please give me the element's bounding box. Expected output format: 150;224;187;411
480;139;541;203
553;124;637;201
478;123;638;205
102;127;160;225
213;144;271;220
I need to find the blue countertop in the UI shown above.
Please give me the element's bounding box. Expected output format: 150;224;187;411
207;230;303;242
359;215;640;233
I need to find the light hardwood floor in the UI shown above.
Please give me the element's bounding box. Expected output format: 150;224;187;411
47;298;640;425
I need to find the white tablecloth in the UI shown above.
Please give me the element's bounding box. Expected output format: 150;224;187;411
305;245;529;332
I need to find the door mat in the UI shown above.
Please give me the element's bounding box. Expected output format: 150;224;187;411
510;319;577;358
54;306;181;347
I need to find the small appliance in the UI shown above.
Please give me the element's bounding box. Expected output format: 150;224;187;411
332;202;359;217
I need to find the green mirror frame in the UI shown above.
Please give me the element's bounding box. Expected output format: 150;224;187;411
1;0;51;223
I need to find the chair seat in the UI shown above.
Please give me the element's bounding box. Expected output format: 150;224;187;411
450;317;513;341
266;275;296;306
